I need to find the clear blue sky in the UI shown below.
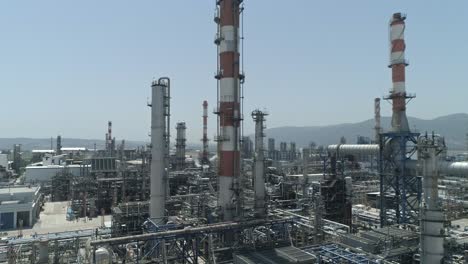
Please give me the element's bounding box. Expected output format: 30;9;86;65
0;1;467;143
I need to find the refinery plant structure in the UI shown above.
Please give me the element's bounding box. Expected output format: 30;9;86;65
1;3;468;264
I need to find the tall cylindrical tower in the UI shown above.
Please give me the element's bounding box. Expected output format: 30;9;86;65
215;0;243;221
389;13;409;132
374;98;381;143
202;100;209;164
175;122;187;170
149;77;170;222
418;136;446;264
56;135;62;155
108;121;113;151
252;109;267;217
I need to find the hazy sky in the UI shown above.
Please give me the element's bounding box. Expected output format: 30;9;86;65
0;1;467;143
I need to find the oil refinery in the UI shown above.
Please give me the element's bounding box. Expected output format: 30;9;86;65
1;1;468;264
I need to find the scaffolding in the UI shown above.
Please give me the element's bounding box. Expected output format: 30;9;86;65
111;201;149;237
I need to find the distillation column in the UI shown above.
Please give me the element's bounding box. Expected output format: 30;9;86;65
252;110;267;217
149;77;170;221
215;0;243;221
175;122;187;170
202;100;209;164
389;13;409;132
418;135;445;264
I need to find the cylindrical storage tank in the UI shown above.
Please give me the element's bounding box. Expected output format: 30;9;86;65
93;247;111;264
37;238;49;264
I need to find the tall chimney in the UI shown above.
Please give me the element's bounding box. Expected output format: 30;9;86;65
108;121;113;152
149;77;170;222
202;100;209;164
215;0;243;221
56;135;62;155
389;13;409;132
374;98;381;143
252;110;267;217
175;122;187;170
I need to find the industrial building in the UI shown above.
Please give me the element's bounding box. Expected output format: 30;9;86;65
0;186;42;230
1;4;468;264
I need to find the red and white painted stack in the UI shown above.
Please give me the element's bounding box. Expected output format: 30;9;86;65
215;0;242;220
202;100;209;164
374;98;381;143
107;121;112;148
389;13;409;132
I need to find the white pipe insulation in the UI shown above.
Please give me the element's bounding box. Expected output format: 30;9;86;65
327;144;380;156
327;144;468;177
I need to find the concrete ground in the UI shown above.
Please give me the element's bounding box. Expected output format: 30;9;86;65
4;201;112;238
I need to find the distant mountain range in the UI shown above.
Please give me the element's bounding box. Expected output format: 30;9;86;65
1;113;467;151
262;113;468;150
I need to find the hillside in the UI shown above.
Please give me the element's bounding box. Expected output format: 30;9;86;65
263;113;468;150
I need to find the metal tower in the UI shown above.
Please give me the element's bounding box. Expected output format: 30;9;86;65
214;0;245;221
379;13;420;226
252;109;267;217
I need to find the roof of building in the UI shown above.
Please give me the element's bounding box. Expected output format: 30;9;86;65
32;150;55;153
0;186;40;195
25;164;86;169
61;147;87;151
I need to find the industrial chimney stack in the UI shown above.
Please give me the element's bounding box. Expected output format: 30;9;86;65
215;0;244;221
175;122;187;170
56;135;62;155
202;100;209;164
374;98;381;143
389;13;410;132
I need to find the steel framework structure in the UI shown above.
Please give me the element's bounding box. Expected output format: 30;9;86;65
304;243;380;264
91;218;295;263
379;131;421;226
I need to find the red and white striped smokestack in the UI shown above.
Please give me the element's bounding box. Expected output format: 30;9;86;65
215;0;243;221
389;13;409;132
108;121;112;148
374;98;381;143
202;100;209;164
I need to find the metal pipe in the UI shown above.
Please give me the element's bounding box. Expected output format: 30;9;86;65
407;160;468;177
327;144;379;156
